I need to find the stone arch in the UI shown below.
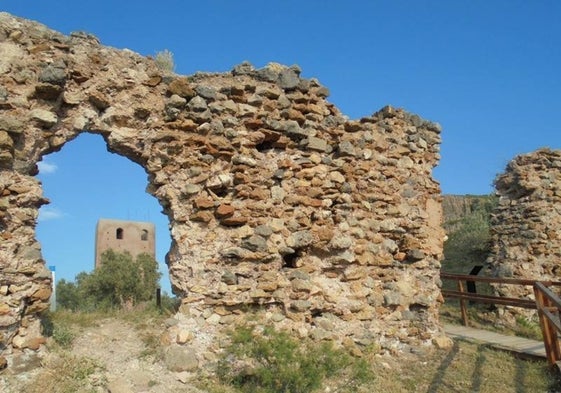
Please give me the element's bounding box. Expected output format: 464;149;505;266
0;12;447;361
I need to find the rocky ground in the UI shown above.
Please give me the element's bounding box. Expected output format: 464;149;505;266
0;316;208;393
1;312;558;393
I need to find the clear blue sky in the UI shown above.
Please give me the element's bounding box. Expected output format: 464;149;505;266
3;1;560;292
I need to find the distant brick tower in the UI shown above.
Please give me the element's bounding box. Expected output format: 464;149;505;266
95;219;156;268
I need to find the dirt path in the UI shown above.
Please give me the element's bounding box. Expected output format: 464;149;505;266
75;318;205;392
1;317;208;393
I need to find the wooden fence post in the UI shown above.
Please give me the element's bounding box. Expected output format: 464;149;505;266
458;280;469;326
534;284;561;366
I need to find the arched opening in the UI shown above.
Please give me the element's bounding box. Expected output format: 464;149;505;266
36;132;173;308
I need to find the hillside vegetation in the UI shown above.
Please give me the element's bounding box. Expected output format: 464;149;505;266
442;194;497;273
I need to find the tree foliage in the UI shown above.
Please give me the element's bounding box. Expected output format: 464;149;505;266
57;250;161;311
442;195;497;273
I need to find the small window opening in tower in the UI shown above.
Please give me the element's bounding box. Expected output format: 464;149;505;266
116;228;124;239
141;229;148;241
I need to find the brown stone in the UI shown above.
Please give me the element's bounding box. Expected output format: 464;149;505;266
190;211;213;223
168;77;195;99
168;119;198;131
215;204;234;218
342;266;366;281
88;91;110;110
0;131;13;151
244;119;263;130
433;335;453;349
194;197;214;209
220;216;249;226
29;43;51;53
249;189;270;200
144;75;162;87
8;184;33;194
234;172;250;184
34;83;63;100
369;253;394;266
356;251;374;266
23;337;46;350
344;121;362;132
0;303;10;315
31;287;51;301
316;227;334;242
258;281;278;292
303;197;323;207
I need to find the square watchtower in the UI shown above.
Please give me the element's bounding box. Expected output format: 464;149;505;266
95;219;155;268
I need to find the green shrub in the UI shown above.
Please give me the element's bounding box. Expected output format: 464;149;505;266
52;324;75;349
217;326;374;393
442;195;497;273
41;311;76;349
56;250;161;311
24;353;105;393
515;316;543;341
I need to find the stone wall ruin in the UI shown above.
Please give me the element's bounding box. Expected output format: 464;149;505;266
0;13;446;364
486;148;561;321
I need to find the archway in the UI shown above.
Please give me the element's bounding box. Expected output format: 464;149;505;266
36;132;173;304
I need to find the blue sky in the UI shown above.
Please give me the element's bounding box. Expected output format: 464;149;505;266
2;1;560;293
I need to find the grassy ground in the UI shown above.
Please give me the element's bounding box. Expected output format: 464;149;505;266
201;335;560;393
4;306;559;393
440;301;544;341
367;339;559;393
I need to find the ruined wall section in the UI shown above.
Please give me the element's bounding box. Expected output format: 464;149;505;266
0;12;445;359
486;149;561;318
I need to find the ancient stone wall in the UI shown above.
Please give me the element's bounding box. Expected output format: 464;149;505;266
486;149;561;320
0;13;446;364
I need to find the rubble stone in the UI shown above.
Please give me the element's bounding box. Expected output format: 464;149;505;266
0;12;445;364
486;148;561;322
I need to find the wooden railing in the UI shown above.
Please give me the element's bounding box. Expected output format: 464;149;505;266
534;282;561;366
441;272;561;367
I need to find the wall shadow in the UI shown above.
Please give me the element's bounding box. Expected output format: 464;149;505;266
426;340;460;393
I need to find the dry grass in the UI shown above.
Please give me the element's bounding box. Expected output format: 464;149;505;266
440;301;543;341
7;308;560;393
23;352;106;393
203;334;559;393
367;340;559;393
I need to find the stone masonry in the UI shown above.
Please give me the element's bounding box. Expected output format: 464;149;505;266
486;148;561;321
0;13;446;364
95;219;155;269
